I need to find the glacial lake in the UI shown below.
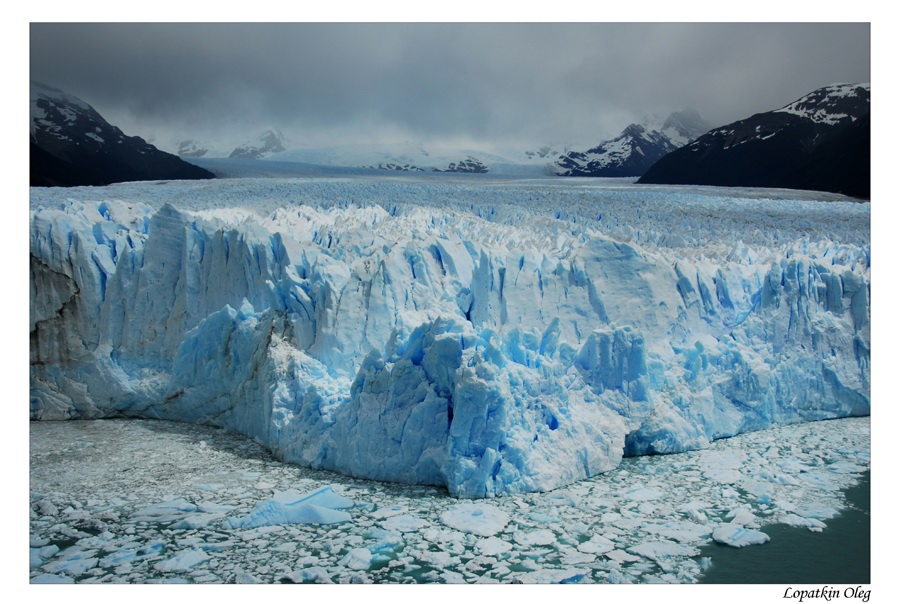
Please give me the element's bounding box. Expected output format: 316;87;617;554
30;416;870;585
698;471;870;584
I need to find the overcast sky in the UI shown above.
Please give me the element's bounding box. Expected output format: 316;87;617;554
30;23;870;153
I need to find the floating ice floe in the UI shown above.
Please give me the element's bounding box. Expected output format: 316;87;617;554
226;486;354;528
339;548;373;570
381;515;428;532
576;534;616;554
31;573;75;584
170;514;225;529
153;549;209;573
514;528;556;546
41;555;99;576
711;523;771;547
777;514;828;532
30;389;870;584
284;567;335;584
439;503;510;536
476;536;513;555
628;541;702;563
131;499;198;523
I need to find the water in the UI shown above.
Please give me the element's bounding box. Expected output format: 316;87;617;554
699;472;870;584
30;418;870;584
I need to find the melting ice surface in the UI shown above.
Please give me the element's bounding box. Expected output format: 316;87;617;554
30;177;870;498
29;417;870;583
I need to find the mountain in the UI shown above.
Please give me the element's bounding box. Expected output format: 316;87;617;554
556;110;712;177
229;129;287;159
175;135;555;175
433;156;488;173
176;139;209;158
659;108;714;146
264;141;554;176
364;162;425;172
524;145;563;161
30;82;214;187
639;84;871;199
363;154;488;173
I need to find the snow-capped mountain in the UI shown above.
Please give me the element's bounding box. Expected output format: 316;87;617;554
265;141;550;175
639;84;871;198
556;125;678;177
434;156;488;173
275;141;432;170
555;110;712;177
365;162;426;172
175;135;558;175
523;145;562;161
659;108;713;146
229;129;288;159
176;139;209;158
774;83;870;125
30;81;214;187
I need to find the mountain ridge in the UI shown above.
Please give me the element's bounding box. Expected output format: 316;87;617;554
639;84;870;199
31;82;214;187
555;110;712;177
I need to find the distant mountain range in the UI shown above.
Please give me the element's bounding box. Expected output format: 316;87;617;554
555;109;712;177
214;140;537;175
30;82;214;187
31;81;871;198
174;134;496;174
639;84;870;199
228;130;288;159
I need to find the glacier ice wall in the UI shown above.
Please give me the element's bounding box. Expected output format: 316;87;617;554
29;179;870;497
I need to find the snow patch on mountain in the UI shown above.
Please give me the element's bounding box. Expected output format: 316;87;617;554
31;81;114;144
775;83;870;126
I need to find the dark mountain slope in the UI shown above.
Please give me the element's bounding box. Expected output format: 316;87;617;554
31;82;214;187
639;84;870;199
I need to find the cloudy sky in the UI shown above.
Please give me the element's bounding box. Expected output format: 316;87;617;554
30;23;870;153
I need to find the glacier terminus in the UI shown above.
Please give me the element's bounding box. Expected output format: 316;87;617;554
29;176;870;498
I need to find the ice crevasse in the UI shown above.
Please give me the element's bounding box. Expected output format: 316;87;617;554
29;183;870;497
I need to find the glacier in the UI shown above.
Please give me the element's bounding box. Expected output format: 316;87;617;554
29;176;870;498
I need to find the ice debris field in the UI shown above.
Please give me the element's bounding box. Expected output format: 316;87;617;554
30;416;869;584
30;176;869;498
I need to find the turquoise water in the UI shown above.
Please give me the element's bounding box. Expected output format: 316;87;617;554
698;472;870;584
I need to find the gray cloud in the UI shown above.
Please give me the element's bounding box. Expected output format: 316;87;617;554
30;23;870;152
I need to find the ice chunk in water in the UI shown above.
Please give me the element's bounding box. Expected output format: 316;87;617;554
711;523;770;547
339;548;372;570
31;573;75;584
381;514;427;532
577;534;615;554
153;549;210;573
226;485;356;528
273;486;354;509
514;529;556;546
439;503;509;536
227;500;351;529
476;536;513;555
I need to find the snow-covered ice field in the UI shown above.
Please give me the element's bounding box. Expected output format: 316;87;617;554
30;176;870;499
28;174;871;584
29;416;869;584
